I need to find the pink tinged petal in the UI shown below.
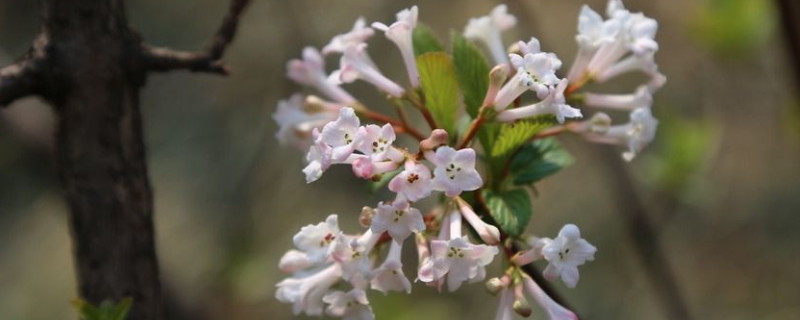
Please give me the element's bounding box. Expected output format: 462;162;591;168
560;266;580;288
351;157;374;179
523;276;578;320
543;263;560;281
279;250;314;273
495;289;515;320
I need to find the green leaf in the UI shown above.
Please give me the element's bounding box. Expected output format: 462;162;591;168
483;189;532;237
452;33;490;119
510;138;574;185
413;24;444;56
72;298;132;320
416;52;461;134
369;167;403;192
490;116;557;159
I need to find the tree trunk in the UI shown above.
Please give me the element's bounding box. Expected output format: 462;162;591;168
43;0;162;318
0;0;248;319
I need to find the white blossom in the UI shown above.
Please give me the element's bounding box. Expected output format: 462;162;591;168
372;6;420;87
320;107;362;162
464;4;517;65
323;17;375;55
541;224;597;288
429;236;499;292
273;94;341;149
522;274;578;320
322;288;375;320
330;230;381;283
287;47;356;104
584;85;652;111
429;147;483;197
371;200;425;243
585;107;658;161
370;241;412;294
354;123;401;162
276;263;343;316
496;79;582;124
291;214;341;264
388;160;433;202
493;52;561;109
303;128;333;183
332;43;405;97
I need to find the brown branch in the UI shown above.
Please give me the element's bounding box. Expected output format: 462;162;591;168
594;146;693;320
141;0;250;75
0;35;51;107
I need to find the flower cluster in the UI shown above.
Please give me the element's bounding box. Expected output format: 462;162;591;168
273;1;664;319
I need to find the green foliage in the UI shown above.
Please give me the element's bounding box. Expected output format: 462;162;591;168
452;33;490;119
690;0;774;57
648;117;717;192
72;298;132;320
482;189;532;237
416;52;461;134
412;24;444;56
509;138;574;186
369;167;403;192
490;117;556;159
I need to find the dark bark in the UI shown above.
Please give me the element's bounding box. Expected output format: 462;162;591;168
0;0;249;319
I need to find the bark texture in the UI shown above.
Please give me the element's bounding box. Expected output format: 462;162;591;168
0;1;249;319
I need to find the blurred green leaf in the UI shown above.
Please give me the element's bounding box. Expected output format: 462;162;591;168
483;188;532;237
452;33;490;119
649;117;717;192
510;138;574;186
690;0;774;57
416;52;461;134
72;298;132;320
413;24;444;56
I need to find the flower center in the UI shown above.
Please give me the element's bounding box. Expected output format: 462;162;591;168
344;132;353;144
444;163;462;180
393;210;405;222
372;138;389;153
447;246;466;259
320;233;336;247
407;173;419;184
557;247;571;261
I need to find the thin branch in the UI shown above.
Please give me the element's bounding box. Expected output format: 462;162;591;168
141;0;250;74
0;58;40;106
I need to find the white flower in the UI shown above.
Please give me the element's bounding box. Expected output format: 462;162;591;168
371;200;425;243
322;288;375;320
276;263;343;316
273;94;340;149
291;214;341;264
587;1;659;75
522;274;578;320
464;4;517;65
429;147;483;197
323;17;375;55
320;107;362;162
354;124;400;162
332;43;405;97
330;230;380;283
496;79;582;124
516;37;562;70
584;85;652;110
586;107;658;161
457;199;500;245
494;52;561;110
279;249;314;274
494;288;515;320
576;5;620;50
372;6;420;87
370;241;412;294
388;160;433;202
303;128;333;183
594;51;658;83
429;236;499;292
287;47;356;104
541;224;597;288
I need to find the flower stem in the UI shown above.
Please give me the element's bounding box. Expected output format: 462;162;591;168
457;106;489;149
405;92;438;130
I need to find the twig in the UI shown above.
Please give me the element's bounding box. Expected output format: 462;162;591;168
594;146;693;320
141;0;251;74
0;35;50;107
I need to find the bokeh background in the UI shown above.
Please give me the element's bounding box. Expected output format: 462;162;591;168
1;0;799;319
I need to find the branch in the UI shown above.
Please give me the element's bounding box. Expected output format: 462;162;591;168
141;0;250;75
0;34;50;107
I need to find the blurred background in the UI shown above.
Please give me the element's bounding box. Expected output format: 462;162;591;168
1;0;799;319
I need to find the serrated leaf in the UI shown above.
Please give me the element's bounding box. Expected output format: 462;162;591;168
413;24;443;56
452;33;490;119
482;189;532;237
510;138;574;185
490;116;556;159
416;52;461;134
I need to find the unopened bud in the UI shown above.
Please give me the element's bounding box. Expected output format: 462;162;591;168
513;283;532;317
419;129;449;151
359;206;374;228
484;65;510;107
485;276;510;295
588;112;612;133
